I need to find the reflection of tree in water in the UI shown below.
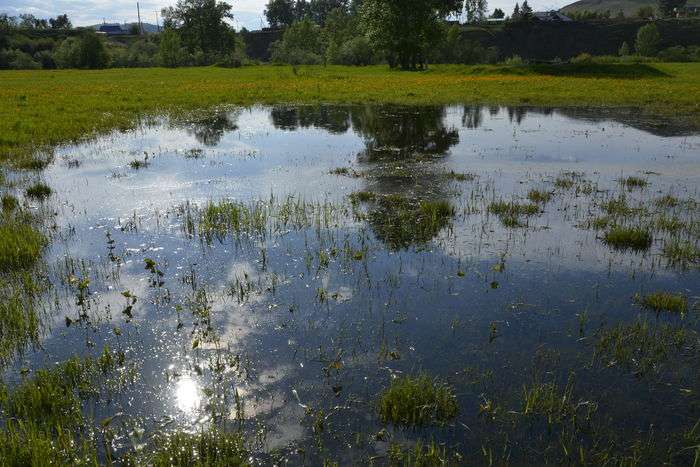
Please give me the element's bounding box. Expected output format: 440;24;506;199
180;111;240;146
270;105;351;134
462;105;483;129
350;105;459;162
349;105;460;250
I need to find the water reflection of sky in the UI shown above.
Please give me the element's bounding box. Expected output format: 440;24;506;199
12;105;700;460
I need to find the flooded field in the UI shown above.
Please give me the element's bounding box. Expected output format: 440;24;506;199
2;104;700;465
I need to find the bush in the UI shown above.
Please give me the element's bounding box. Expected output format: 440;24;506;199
504;55;525;65
571;52;593;64
7;50;40;69
53;37;81;68
33;50;55;69
328;36;375;65
635;23;660;57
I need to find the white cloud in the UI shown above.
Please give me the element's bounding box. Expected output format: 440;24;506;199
1;0;572;30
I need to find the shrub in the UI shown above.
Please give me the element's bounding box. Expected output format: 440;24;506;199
635;24;660;57
571;53;593;64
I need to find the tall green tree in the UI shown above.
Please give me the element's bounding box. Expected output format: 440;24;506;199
159;28;184;66
309;0;349;24
635;23;661;56
77;31;109;69
360;0;462;70
49;14;72;30
161;0;235;57
265;0;296;27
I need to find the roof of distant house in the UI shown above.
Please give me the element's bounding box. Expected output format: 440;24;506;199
98;24;126;34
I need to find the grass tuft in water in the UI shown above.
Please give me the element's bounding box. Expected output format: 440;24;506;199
655;194;679;208
594;319;694;376
148;429;248;466
662;239;700;267
2;194;19;212
24;183;52;200
488;200;539;227
603;226;652;251
621;176;648;189
378;374;458;427
527;189;552;204
636;291;687;314
388;440;460;466
0;223;47;271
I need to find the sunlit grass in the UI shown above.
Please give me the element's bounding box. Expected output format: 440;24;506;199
2;63;699;166
603;226;652;251
378;373;458;427
0;222;47;271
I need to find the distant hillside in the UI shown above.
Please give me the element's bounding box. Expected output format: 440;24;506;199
561;0;700;16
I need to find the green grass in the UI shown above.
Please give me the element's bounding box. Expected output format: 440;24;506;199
603;226;652;251
620;176;648;189
662;239;700;267
0;288;39;365
527;189;552;204
378;373;458;427
24;182;52;200
488;200;540;227
636;291;687;314
594;319;693;376
1;194;19;212
388;440;460;466
0;223;47;271
2;63;700;166
148;429;248;466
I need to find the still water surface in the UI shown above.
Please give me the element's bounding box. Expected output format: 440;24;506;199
14;104;700;463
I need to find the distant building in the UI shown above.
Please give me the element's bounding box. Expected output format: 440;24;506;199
97;24;127;36
676;6;700;17
533;11;573;22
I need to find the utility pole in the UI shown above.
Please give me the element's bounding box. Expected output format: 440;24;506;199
155;10;160;32
137;2;143;35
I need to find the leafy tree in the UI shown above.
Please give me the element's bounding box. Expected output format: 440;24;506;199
658;0;686;17
491;8;505;18
0;14;19;32
635;23;660;56
78;31;109;69
265;0;296;27
360;0;462;70
619;41;630;56
520;1;533;19
161;0;236;58
465;0;489;22
270;18;325;64
159;28;185;66
54;37;81;68
636;6;655;18
309;0;350;24
512;3;520;19
49;14;72;30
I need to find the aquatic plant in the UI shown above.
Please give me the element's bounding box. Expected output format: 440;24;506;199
388;440;460;466
1;194;18;212
148;429;248;466
378;374;458;426
488;200;539;227
527;189;552;204
603;226;652;251
662;239;700;267
621;176;648;189
24;183;52;200
636;291;687;314
0;223;47;271
594;319;694;376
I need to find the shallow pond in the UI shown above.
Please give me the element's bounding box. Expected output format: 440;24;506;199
6;104;700;464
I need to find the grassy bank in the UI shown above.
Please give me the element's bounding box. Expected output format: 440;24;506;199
1;63;699;165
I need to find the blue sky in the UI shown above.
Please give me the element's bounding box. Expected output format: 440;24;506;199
1;0;567;30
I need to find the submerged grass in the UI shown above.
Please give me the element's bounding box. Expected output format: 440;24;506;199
636;291;687;314
2;64;700;166
387;440;460;466
594;319;695;376
527;189;552;204
378;374;458;427
662;238;700;267
488;200;539;227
